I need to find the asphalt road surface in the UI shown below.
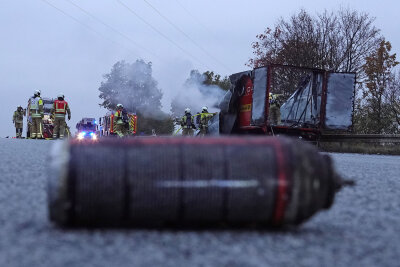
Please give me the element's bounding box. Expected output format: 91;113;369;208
0;138;399;267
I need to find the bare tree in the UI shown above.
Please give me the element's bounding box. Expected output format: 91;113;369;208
248;8;381;77
336;9;381;74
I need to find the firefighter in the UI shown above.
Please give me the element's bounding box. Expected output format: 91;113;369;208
28;90;44;139
114;104;129;137
199;106;217;136
12;106;25;138
180;108;196;136
51;94;71;139
269;92;281;125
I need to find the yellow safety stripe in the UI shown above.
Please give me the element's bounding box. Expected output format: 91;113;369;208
240;104;252;112
174;127;182;135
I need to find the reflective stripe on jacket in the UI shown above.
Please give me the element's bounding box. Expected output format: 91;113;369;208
114;110;124;125
54;100;68;118
29;97;43;118
200;113;213;126
181;114;194;129
30;97;43;111
55;100;67;114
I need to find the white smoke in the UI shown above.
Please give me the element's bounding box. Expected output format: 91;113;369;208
170;71;228;118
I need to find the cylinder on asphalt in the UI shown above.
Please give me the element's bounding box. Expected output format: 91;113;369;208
48;136;348;228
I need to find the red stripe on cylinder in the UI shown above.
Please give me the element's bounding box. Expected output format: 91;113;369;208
272;141;287;225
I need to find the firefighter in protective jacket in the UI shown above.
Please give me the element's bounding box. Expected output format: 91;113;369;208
114;104;129;137
28;90;44;139
51;94;71;139
269;93;281;125
199;106;217;136
180;108;196;136
13;106;25;138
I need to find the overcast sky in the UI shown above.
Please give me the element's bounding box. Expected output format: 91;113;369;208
0;0;398;137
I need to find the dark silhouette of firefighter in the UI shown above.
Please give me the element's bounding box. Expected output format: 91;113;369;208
180;108;196;136
114;104;129;137
13;106;25;138
269;93;281;125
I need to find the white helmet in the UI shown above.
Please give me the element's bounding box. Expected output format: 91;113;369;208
34;90;41;96
57;94;64;98
202;106;208;113
185;108;191;114
116;103;123;109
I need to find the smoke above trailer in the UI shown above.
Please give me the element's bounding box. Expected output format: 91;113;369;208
170;70;228;117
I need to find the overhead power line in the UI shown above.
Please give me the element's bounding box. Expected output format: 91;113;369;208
64;0;160;60
174;0;221;46
142;0;232;73
40;0;141;58
116;0;212;70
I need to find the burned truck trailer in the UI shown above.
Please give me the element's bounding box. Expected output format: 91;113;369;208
215;65;356;139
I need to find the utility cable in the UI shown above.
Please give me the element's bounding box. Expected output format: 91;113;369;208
40;0;141;58
175;1;222;48
143;0;232;72
64;0;160;60
116;0;211;70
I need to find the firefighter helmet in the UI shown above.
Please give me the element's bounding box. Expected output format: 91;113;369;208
34;90;41;96
57;94;64;99
185;108;191;114
202;106;208;113
116;104;123;109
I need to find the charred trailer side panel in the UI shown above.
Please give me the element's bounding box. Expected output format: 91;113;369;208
48;137;349;228
323;73;356;131
250;67;269;126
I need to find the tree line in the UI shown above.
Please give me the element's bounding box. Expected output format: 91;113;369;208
248;8;399;134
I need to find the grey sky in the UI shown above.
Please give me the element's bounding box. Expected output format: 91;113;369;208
0;0;398;137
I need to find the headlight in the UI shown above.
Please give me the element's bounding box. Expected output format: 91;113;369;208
89;132;97;140
77;132;86;140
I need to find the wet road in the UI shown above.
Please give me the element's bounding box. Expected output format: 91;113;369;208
0;138;399;267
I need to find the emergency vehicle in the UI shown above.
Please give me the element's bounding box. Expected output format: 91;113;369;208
76;118;98;140
97;111;138;137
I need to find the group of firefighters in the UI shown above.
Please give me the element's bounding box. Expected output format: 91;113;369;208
179;106;217;136
12;90;71;139
112;104;218;137
11;91;281;138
